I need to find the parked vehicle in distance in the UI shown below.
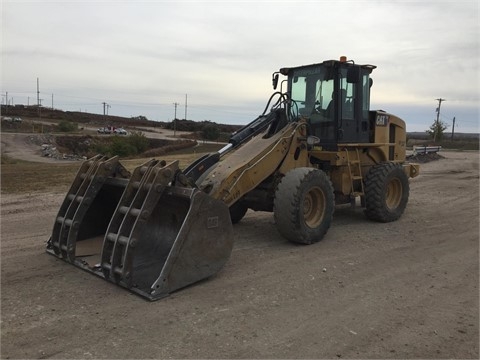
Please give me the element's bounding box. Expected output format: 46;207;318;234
97;127;112;134
114;128;127;135
1;117;22;123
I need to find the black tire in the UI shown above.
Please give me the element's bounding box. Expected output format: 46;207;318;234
229;201;248;224
273;168;335;244
364;163;410;222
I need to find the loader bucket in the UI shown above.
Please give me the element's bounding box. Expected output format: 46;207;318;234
47;156;234;300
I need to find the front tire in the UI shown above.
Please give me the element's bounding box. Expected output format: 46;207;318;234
229;201;248;224
274;168;335;245
364;163;410;222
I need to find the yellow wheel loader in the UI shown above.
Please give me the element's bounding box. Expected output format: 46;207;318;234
47;57;419;300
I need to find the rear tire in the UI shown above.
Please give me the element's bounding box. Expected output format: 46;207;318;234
364;163;409;222
274;168;334;244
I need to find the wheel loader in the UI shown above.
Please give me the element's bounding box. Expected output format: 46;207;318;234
47;57;419;300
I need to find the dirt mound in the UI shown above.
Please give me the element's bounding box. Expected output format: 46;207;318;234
407;152;445;163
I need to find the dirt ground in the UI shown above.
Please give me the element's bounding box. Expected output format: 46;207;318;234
1;133;62;164
1;140;478;358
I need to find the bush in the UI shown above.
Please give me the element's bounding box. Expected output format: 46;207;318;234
142;140;197;157
57;121;78;132
92;143;110;157
92;131;149;157
52;133;197;159
109;137;137;157
202;124;220;141
128;131;149;154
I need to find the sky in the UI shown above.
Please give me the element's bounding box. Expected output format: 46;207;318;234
1;0;479;133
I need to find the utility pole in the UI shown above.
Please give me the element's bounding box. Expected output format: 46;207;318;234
51;93;54;110
38;98;43;118
451;116;456;141
37;77;41;117
5;91;7;114
434;98;446;142
173;102;179;137
37;78;40;106
185;94;188;120
102;102;109;122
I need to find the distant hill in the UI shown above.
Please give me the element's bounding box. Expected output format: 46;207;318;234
2;104;477;141
0;105;242;133
408;131;479;140
2;104;157;126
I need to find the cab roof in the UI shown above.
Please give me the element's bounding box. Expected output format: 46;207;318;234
280;59;376;75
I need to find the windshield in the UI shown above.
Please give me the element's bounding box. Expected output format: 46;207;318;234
289;66;334;118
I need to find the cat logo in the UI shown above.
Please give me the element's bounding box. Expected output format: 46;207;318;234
376;114;389;126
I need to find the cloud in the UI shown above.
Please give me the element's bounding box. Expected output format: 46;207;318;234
2;0;479;132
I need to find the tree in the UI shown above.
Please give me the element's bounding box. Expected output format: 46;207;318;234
426;119;448;142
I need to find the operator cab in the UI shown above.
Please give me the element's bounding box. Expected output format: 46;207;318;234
279;57;376;150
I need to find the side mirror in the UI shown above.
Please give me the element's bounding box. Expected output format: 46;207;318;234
347;66;360;83
272;73;279;90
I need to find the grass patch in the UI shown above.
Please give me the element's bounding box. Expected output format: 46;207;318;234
0;146;220;194
1;161;81;194
1;154;19;165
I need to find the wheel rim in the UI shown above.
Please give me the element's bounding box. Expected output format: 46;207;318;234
303;187;325;228
385;178;402;210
